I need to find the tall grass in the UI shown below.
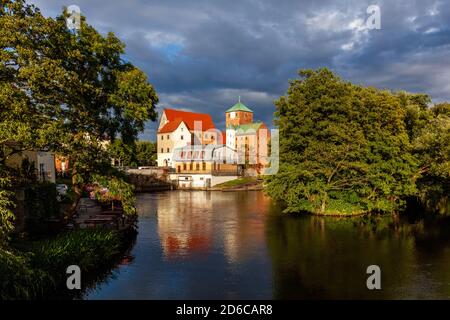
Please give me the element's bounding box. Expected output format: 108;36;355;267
1;229;133;300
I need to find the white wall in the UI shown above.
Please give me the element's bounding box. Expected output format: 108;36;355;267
157;121;191;167
226;128;236;150
37;151;56;183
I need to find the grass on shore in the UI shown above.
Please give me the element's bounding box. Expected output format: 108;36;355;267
213;177;259;189
1;229;133;300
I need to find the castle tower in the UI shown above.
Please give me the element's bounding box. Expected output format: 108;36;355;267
225;97;253;128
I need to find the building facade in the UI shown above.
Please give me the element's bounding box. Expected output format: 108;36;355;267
170;144;239;188
225;100;270;169
157;109;219;167
156;100;269;176
6;150;56;183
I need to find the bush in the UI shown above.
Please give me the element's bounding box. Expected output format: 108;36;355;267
24;183;61;237
0;247;51;300
1;229;128;300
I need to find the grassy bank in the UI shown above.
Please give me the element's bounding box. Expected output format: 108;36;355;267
213;177;263;190
0;229;135;300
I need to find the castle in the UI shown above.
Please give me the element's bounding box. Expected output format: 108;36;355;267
156;99;269;188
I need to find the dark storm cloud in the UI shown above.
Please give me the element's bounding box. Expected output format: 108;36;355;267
30;0;450;140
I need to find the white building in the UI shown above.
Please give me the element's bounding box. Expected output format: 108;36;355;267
156;108;217;167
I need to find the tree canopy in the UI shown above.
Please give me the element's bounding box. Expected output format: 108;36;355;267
0;0;158;238
108;139;157;167
266;68;448;215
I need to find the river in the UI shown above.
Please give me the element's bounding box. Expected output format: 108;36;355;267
84;190;450;299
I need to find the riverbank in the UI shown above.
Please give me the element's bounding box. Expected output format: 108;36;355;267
0;227;136;300
209;177;264;191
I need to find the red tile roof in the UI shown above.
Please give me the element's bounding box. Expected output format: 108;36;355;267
159;108;215;133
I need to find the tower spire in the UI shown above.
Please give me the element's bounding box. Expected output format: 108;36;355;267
238;96;241;103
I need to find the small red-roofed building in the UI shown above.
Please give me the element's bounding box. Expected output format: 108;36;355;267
157;108;223;167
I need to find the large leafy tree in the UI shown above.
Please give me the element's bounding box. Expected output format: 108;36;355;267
266;69;417;215
412;103;450;213
108;139;157;167
1;0;158;229
136;141;157;166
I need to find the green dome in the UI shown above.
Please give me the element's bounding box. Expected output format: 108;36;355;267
226;101;253;113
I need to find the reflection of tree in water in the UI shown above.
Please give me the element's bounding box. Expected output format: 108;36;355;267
265;209;450;299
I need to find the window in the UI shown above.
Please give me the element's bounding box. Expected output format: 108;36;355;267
167;148;170;153
161;135;164;140
181;135;184;140
181;127;184;132
189;163;193;170
161;148;164;153
196;163;200;171
167;135;170;139
183;163;187;170
202;162;206;171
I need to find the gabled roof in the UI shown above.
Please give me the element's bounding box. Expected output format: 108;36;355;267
226;102;253;113
159;108;215;133
158;118;184;133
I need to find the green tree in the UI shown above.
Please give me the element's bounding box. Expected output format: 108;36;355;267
108;139;156;167
1;0;158;226
108;139;138;167
412;103;450;213
136;141;157;166
266;69;417;215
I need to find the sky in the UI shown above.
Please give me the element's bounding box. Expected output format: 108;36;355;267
29;0;450;141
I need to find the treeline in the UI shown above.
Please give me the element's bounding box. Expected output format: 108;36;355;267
266;69;449;216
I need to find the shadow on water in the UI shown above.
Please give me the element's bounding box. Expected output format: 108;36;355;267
266;201;450;299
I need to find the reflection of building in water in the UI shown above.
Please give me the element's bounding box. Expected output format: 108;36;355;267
221;192;271;263
157;191;214;259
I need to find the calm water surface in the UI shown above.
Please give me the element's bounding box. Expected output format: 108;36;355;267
85;191;450;299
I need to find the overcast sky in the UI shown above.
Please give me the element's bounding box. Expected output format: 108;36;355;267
29;0;450;140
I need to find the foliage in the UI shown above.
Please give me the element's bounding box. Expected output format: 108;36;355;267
91;173;136;216
412;103;450;213
24;183;60;237
1;229;124;299
136;140;157;166
266;68;418;215
1;0;158;225
27;230;122;277
0;247;50;300
108;139;157;167
0;176;15;246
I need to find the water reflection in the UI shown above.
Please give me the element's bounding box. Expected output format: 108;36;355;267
85;191;450;299
266;212;450;299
